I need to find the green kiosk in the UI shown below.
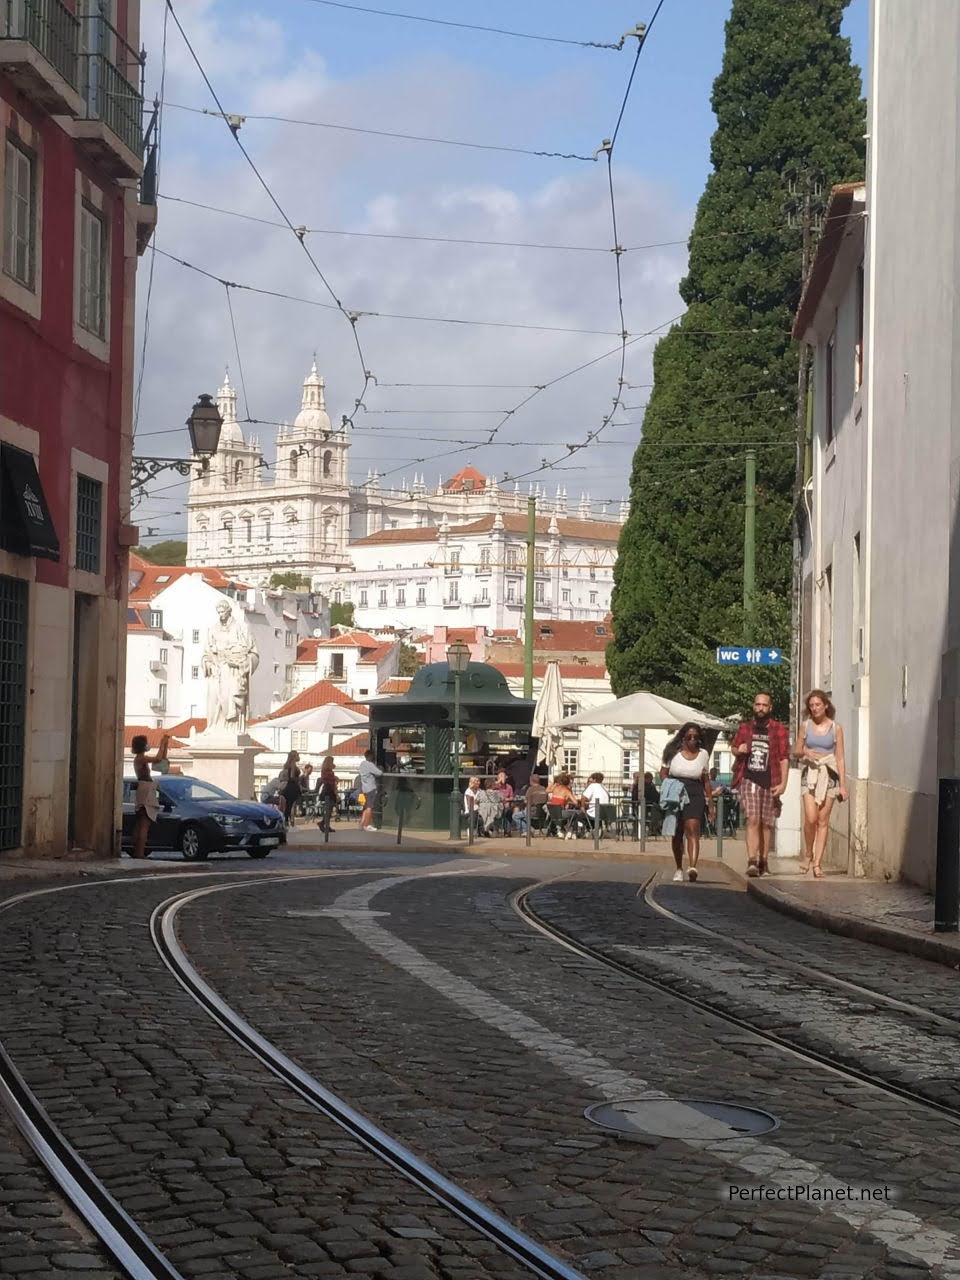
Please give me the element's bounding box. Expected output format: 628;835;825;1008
370;659;536;834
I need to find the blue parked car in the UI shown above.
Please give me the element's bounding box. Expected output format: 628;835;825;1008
121;775;286;861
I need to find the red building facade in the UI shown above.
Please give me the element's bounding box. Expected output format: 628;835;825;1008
0;0;153;854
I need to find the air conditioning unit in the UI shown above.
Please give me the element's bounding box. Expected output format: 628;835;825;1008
148;698;165;711
149;659;165;673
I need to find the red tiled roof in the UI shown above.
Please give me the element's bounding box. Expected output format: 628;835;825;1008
378;676;413;694
442;464;486;492
331;731;371;757
351;514;621;548
296;638;322;663
531;620;611;650
167;717;207;737
491;661;608;680
128;553;248;602
316;630;379;649
123;725;187;750
357;641;398;667
254;680;367;722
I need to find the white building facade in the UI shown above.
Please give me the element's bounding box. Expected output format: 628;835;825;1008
126;557;328;729
795;0;960;888
186;365;626;629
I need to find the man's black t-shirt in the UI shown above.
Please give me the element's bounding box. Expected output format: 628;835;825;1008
745;725;771;789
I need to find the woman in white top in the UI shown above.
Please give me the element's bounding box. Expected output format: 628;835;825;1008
660;723;714;883
576;773;610;840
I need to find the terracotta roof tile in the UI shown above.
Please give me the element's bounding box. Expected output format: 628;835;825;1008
167;717;207;737
350;514;622;548
253;680;367;721
124;725;187;750
128;553;251;602
331;731;371;757
378;677;413;694
442;464;486;492
357;641;398;666
317;630;379;649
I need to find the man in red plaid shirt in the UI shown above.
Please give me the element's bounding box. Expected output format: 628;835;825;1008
731;691;789;877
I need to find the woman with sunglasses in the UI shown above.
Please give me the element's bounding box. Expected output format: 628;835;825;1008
660;723;714;882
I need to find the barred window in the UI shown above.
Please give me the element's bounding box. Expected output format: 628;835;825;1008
75;475;102;573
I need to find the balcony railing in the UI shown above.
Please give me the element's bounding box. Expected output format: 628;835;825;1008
78;12;144;164
1;0;81;101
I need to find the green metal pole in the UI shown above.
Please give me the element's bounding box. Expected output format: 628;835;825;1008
524;495;536;699
744;448;756;644
449;672;462;839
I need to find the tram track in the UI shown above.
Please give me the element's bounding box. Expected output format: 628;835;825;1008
0;867;588;1280
512;870;960;1131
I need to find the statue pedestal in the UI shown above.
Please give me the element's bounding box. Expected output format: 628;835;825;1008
181;733;263;801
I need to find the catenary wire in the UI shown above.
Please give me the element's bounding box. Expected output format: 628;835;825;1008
166;102;598;163
296;0;627;50
224;284;252;421
164;0;374;423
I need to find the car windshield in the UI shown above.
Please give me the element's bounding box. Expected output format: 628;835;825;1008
158;777;235;803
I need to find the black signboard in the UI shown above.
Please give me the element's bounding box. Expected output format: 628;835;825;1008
0;443;60;562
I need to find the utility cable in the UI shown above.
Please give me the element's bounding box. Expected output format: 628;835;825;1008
164;0;373;423
297;0;628;50
166;102;597;163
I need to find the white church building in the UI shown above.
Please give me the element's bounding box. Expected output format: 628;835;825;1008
186;363;626;630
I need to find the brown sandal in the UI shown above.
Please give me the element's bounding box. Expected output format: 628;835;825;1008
813;865;824;878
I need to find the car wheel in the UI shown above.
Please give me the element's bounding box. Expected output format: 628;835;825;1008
247;846;272;859
180;823;209;862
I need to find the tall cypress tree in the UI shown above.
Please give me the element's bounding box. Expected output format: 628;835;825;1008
609;0;864;716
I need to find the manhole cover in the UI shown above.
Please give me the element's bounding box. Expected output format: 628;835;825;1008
584;1098;779;1140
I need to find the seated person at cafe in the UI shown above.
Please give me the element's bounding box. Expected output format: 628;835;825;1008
547;773;578;836
513;774;549;833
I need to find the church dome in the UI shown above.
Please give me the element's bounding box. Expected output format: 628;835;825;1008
293;359;332;434
216;370;245;447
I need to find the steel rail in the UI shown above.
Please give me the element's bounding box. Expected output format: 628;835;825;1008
150;878;587;1280
0;868;399;1280
642;877;960;1030
511;874;960;1130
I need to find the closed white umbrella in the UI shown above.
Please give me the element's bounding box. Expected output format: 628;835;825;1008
532;660;565;771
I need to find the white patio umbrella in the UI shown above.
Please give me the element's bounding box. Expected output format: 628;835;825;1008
265;704;368;734
532;660;565;772
561;690;731;848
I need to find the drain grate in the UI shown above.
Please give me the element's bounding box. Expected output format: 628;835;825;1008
584;1097;779;1140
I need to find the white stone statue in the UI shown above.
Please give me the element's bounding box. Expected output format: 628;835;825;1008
202;599;259;736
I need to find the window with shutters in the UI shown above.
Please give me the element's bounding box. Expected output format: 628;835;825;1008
3;138;35;290
78;202;106;337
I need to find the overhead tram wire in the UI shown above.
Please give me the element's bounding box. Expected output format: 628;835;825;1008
151;248;624;336
296;0;628;49
224;284;252;422
163;1;374;425
166;103;598;163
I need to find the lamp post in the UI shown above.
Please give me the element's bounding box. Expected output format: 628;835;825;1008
447;638;471;839
131;394;223;497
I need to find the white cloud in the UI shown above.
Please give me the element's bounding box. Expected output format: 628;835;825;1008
133;2;691;531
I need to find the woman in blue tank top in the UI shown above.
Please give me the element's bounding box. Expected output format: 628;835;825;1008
791;690;847;876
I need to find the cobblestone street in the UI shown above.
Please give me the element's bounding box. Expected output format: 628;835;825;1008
2;852;960;1280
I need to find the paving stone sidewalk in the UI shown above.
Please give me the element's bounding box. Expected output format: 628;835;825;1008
746;873;960;967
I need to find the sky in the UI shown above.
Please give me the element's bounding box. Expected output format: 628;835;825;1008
133;0;867;540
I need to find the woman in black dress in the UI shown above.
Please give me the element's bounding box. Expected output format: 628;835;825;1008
278;751;302;825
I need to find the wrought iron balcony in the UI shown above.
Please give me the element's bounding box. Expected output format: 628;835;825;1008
0;0;83;114
74;12;144;179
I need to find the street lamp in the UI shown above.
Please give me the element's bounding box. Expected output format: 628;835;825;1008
447;638;471;839
131;393;223;497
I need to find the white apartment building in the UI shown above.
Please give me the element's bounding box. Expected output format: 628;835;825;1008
126;555;328;728
289;630;401;703
794;0;960;887
320;511;620;633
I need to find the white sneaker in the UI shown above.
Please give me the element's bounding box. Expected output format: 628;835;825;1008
672;869;684;882
565;831;575;841
367;826;379;832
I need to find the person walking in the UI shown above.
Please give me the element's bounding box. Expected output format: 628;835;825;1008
359;749;383;832
317;755;338;835
131;733;169;859
277;751;302;825
731;691;790;877
792;689;847;877
660;724;713;882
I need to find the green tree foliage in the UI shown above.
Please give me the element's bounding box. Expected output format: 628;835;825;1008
269;571;311;591
609;0;864;716
330;601;355;628
678;592;791;721
134;540;187;565
398;642;422;677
